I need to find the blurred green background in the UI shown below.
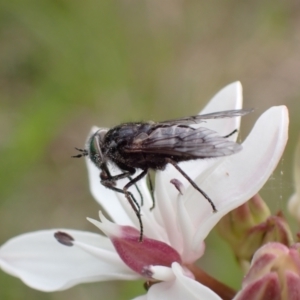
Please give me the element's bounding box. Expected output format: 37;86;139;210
0;0;300;299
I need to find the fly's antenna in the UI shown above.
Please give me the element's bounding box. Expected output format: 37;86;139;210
72;147;88;158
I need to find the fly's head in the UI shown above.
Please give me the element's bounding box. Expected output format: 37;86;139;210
73;128;108;170
87;128;108;168
88;128;116;186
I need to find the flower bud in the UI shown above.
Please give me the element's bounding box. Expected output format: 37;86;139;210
238;212;293;263
234;242;300;300
217;195;269;264
217;196;293;269
217;194;270;244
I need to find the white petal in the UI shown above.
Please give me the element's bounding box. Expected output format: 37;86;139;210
0;230;138;292
153;171;182;246
176;196;204;263
156;82;244;211
150;265;175;281
145;263;222;300
188;106;288;248
154;83;244;249
200;81;243;136
88;211;122;238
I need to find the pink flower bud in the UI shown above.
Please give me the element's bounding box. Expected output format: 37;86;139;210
246;212;293;249
218;199;292;268
234;242;300;300
217;194;270;245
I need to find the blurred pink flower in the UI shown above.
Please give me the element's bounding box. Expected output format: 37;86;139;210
234;242;300;300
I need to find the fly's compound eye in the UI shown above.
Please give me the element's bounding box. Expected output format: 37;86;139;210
88;134;103;167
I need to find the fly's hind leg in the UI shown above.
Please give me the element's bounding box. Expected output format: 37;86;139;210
128;176;144;206
165;158;217;213
101;180;144;242
123;169;148;242
223;129;238;138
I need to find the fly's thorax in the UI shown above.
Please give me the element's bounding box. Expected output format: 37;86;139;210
86;128;108;168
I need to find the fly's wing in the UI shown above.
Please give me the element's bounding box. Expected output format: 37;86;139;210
161;109;253;125
125;125;242;158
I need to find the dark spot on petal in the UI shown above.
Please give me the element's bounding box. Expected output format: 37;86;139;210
170;178;184;195
141;266;154;278
54;231;74;247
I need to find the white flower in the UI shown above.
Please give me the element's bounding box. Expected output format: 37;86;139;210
0;82;288;299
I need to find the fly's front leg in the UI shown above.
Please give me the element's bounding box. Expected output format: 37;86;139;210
123;169;148;241
100;165;147;241
101;181;144;242
100;168;140;211
100;165;143;208
99;162;132;186
128;176;144;206
101;174;145;242
101;182;141;215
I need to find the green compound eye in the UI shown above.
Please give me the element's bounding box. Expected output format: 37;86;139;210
86;128;108;168
88;134;100;166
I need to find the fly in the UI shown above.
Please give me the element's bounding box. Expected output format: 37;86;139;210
73;109;253;241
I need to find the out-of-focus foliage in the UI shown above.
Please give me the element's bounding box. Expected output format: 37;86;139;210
0;0;299;299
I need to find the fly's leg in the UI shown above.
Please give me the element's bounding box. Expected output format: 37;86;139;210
165;158;217;213
100;169;141;213
123;169;148;242
223;129;237;138
128;176;144;206
101;167;149;241
101;182;144;241
101;180;141;213
148;175;155;211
